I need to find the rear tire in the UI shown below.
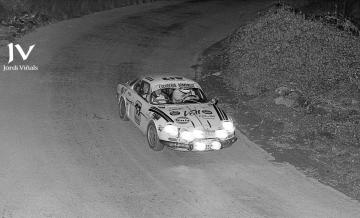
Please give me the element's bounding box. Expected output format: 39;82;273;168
147;122;164;151
119;97;129;121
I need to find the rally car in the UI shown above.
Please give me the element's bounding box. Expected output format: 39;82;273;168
116;75;237;151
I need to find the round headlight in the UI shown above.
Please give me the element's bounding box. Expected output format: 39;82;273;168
180;131;194;142
222;121;235;132
193;142;206;151
211;141;221;150
163;125;178;137
215;129;228;140
192;129;204;139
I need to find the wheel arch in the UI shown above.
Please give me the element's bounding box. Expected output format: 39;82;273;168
147;119;160;134
116;84;127;103
146;119;165;151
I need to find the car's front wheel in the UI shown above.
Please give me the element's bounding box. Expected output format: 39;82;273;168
147;122;164;151
119;97;129;121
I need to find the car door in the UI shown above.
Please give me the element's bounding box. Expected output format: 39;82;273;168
131;80;152;133
125;80;140;123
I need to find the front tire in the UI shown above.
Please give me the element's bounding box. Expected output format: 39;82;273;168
119;97;129;121
147;122;164;151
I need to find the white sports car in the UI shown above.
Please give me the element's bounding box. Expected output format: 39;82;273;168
116;75;237;151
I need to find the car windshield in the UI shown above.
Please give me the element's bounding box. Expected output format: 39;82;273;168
150;88;207;105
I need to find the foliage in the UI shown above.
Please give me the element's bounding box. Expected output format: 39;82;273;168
226;7;360;100
200;5;360;199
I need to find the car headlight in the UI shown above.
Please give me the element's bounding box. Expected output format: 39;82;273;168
215;129;228;140
180;131;194;142
192;129;204;139
193;141;206;151
222;121;235;132
211;141;221;150
163;125;178;137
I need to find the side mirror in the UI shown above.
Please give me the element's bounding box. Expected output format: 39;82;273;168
210;98;219;105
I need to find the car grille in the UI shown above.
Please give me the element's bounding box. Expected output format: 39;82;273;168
204;130;216;138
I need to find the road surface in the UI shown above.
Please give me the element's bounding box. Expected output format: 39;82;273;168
0;0;360;217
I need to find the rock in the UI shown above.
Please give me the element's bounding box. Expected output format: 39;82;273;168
352;99;359;106
275;96;296;108
287;91;300;99
288;91;308;107
274;88;308;108
212;71;222;76
275;86;291;96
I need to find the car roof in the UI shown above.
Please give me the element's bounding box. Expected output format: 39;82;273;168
141;75;201;91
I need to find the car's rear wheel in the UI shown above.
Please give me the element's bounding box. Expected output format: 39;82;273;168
147;122;164;151
119;97;129;121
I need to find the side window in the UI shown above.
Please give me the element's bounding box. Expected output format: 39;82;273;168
133;80;141;94
140;81;151;101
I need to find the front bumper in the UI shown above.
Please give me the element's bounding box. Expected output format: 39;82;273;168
160;136;237;152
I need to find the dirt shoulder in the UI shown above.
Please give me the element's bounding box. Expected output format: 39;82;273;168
197;4;360;200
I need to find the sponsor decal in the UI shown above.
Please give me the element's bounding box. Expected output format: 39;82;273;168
201;114;216;119
178;83;195;88
213;105;224;120
149;107;174;122
159;83;177;89
221;109;228;120
134;101;142;125
184;109;200;117
170;111;180;116
212;105;228;121
175;116;190;124
158;83;196;89
202;110;213;115
152;113;161;120
3;43;38;71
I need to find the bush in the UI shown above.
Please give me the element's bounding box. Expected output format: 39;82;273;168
226;7;360;99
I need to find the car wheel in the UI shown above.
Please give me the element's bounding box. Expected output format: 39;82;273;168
119;97;129;121
147;122;164;151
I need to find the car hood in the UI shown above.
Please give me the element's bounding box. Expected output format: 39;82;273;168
156;103;228;130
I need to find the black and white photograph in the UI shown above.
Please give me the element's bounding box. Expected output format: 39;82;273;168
0;0;359;217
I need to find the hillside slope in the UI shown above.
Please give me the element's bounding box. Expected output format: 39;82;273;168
199;5;360;200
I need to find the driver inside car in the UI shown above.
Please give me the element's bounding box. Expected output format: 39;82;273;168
172;88;198;103
151;89;169;104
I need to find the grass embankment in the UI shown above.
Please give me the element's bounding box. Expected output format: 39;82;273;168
200;5;360;200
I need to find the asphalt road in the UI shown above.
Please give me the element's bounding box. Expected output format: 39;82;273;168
1;0;360;217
